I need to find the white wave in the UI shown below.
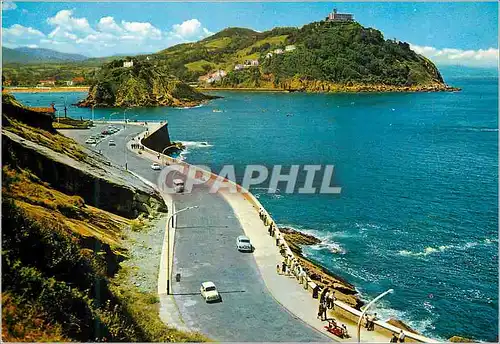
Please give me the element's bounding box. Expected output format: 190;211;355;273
278;224;345;254
180;141;213;148
309;242;346;255
252;187;281;193
398;238;497;257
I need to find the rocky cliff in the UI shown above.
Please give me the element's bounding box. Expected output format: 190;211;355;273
77;58;216;108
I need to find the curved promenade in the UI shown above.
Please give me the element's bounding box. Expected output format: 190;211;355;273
72;121;439;342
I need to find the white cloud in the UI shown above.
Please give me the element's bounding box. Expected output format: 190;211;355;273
47;9;93;34
2;24;45;48
121;20;162;40
2;1;17;11
170;19;213;41
97;16;123;34
2;11;212;57
411;44;499;68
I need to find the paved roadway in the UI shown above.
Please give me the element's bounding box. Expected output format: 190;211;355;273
62;124;329;342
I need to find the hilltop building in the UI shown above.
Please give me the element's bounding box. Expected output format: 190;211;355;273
234;64;244;71
273;48;284;55
327;9;354;22
207;70;227;83
244;59;259;67
285;45;296;52
123;61;134;68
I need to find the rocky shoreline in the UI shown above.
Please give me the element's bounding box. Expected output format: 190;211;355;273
200;82;461;93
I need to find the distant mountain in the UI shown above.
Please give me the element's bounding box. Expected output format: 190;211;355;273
2;47;88;64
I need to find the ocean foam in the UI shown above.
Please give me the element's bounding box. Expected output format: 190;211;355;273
398;238;497;257
180;141;213;148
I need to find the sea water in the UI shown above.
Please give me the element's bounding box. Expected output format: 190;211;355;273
13;69;498;341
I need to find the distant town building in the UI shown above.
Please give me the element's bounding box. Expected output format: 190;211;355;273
265;52;273;59
327;8;354;22
285;45;296;52
72;76;85;85
38;79;56;86
146;56;151;61
66;80;74;86
273;48;284;55
123;61;134;68
207;70;227;83
244;59;259;67
234;64;244;71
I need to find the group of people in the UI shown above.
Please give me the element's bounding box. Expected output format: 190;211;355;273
317;288;336;320
364;312;378;331
390;330;406;343
326;319;349;339
131;143;144;150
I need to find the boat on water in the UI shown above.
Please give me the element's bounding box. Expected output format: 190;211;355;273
212;109;222;113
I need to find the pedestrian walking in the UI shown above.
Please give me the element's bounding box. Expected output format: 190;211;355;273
320;289;326;304
324;290;330;307
328;291;335;309
275;232;280;246
398;330;406;343
321;301;328;320
317;302;324;320
276;264;280;275
390;333;398;343
281;261;286;274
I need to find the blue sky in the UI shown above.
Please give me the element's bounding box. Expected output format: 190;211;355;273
2;1;498;66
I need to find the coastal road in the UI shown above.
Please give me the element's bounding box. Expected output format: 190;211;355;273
61;124;330;342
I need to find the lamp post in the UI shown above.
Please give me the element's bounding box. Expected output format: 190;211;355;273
124;132;138;170
109;111;119;123
166;205;198;295
357;289;394;344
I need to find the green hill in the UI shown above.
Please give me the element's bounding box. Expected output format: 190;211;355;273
77;57;215;108
155;21;455;92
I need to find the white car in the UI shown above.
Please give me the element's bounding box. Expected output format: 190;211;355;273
151;163;162;170
200;281;221;302
236;235;253;252
85;138;97;144
108;140;116;146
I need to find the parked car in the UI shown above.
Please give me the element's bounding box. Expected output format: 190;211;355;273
151;163;161;170
200;281;221;302
108;140;116;146
85;138;97;144
236;235;253;252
